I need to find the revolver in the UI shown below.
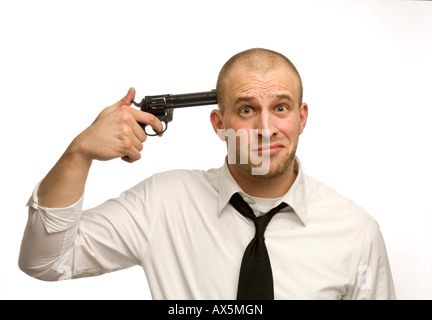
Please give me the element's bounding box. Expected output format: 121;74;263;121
131;89;218;136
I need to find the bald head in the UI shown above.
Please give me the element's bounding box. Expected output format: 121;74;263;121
216;48;303;113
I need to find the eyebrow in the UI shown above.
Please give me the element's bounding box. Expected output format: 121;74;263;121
234;96;255;106
274;94;293;102
233;94;293;106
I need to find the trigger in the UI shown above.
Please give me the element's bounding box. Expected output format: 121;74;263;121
131;99;143;108
144;121;168;136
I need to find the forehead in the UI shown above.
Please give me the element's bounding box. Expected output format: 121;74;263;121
224;64;300;103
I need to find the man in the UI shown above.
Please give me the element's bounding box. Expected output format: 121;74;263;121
19;48;396;299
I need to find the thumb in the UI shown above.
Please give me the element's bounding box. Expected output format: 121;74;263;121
116;87;136;107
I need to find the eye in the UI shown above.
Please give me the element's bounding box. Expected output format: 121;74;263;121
240;106;253;115
275;105;288;112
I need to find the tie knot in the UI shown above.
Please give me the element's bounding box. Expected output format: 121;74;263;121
254;215;273;237
229;193;289;238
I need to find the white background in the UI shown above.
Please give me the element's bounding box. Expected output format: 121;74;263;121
1;0;431;300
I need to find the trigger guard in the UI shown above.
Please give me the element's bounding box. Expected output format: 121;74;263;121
144;121;168;136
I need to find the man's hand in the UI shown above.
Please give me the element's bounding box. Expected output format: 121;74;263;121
72;87;164;163
37;88;163;208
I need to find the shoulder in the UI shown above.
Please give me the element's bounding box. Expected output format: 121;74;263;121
137;167;222;194
150;167;221;184
118;167;221;213
303;173;376;227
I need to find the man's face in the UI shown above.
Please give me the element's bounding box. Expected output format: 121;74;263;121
212;64;308;179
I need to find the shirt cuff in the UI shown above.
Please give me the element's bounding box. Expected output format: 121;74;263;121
26;181;84;233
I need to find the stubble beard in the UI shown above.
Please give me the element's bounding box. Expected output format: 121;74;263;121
235;146;297;180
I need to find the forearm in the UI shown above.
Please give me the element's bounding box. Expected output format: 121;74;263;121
37;136;92;208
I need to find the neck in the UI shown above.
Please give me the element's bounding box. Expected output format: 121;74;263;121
228;158;298;198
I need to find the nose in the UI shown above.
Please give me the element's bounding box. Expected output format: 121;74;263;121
256;109;276;138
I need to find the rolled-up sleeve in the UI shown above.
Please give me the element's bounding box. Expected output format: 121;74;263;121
19;179;152;281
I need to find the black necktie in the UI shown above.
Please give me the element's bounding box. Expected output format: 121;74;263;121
229;193;288;300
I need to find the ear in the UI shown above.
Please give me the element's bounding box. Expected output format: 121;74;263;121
210;109;226;141
299;102;308;134
210;109;224;132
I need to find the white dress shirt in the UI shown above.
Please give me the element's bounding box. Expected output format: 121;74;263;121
19;157;396;299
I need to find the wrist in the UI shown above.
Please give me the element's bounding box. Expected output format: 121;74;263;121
66;135;94;167
37;136;93;208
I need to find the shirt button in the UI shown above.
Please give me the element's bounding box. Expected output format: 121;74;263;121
243;196;250;202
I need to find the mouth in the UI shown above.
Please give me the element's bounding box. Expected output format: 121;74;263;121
253;143;285;156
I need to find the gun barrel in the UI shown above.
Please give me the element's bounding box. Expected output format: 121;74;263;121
164;90;217;108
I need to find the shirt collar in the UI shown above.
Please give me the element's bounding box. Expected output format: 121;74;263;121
217;156;308;226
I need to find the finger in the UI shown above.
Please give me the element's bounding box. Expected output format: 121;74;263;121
121;155;135;163
113;87;136;108
128;107;164;134
123;143;141;162
128;131;144;152
130;119;147;142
